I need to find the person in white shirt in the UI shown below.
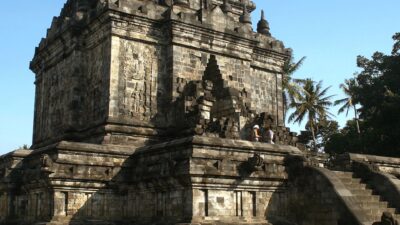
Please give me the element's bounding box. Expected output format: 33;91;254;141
267;127;274;144
251;125;261;142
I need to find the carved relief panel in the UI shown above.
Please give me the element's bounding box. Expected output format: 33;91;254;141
119;41;160;122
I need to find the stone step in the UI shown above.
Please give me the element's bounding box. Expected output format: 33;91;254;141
304;219;339;225
367;211;400;223
34;222;74;225
349;189;374;196
363;204;393;212
339;177;362;184
357;206;391;215
333;170;400;224
346;183;368;190
364;207;397;221
356;201;389;209
51;221;117;225
352;194;382;203
333;171;354;178
335;176;382;202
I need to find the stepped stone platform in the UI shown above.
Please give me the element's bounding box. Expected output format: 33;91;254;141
2;0;400;225
333;171;399;223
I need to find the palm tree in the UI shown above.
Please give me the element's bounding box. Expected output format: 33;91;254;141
282;56;306;122
334;78;360;134
288;79;334;151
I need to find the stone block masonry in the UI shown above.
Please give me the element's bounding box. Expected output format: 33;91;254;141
0;0;306;223
6;0;400;225
0;137;301;225
29;0;291;149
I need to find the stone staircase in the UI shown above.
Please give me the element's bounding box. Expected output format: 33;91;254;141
34;219;117;225
333;171;400;223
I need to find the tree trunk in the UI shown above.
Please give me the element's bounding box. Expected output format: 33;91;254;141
283;93;287;125
354;105;360;134
310;120;317;152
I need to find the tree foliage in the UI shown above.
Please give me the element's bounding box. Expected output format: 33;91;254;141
326;33;400;156
282;56;306;121
299;119;339;151
334;78;360;134
324;120;364;155
288;79;334;151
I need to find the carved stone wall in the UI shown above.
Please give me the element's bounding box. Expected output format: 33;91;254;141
5;1;400;225
170;46;285;135
0;137;301;225
29;0;290;147
32;29;111;148
0;0;307;224
112;39;164;122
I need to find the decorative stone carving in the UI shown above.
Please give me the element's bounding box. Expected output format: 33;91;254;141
257;10;271;36
74;0;90;22
40;154;54;173
172;55;264;139
221;0;232;13
174;0;189;6
201;0;213;10
119;42;158;121
239;4;252;24
6;1;400;225
2;0;305;224
248;153;264;171
377;212;399;225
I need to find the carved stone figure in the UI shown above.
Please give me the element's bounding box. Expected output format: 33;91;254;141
381;212;399;225
40;154;54;173
248;153;264;171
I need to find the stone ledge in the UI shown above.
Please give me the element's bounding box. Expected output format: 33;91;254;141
57;141;138;156
30;141;139;157
347;153;400;166
136;136;302;155
0;149;32;159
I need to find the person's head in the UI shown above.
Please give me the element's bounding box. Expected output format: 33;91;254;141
253;125;260;130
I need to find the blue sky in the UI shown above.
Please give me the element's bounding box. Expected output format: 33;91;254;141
0;0;399;153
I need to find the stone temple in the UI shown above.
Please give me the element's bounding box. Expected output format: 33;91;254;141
2;0;400;225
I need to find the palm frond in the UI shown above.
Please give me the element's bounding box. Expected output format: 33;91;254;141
283;56;307;76
287;78;334;135
337;102;350;115
334;98;349;106
318;85;332;98
288;56;306;75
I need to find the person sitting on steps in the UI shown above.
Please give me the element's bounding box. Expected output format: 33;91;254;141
251;125;261;142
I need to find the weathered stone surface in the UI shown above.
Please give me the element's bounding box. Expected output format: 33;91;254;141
0;137;300;225
4;0;400;225
29;0;291;149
